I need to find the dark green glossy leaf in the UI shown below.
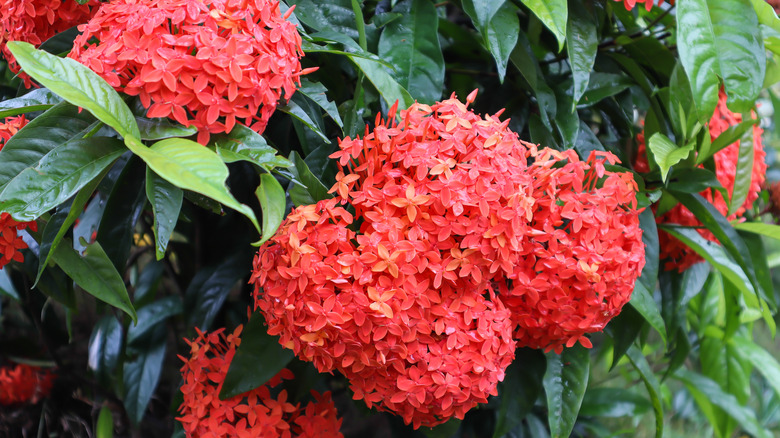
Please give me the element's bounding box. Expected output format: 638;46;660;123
0;137;125;221
352;56;415;109
677;0;765;118
423;419;462;438
573;121;604;158
675;369;772;438
127;296;183;346
279;94;330;143
8;42;140;139
0;88;61;118
210;124;292;170
697;118;757;165
185;253;249;331
463;0;519;81
629;209;666;343
0;102;95;190
52;239;137;322
125;136;260;234
566;1;598;108
544;345;589;438
133;261;164;307
580;73;632;107
135;116;198;141
288;0;358;40
378;0;444;103
146;169;183;260
511;32;557;128
518;0;567;51
288;151;332;206
124;324;166;425
625;346;663;438
492;349;546;438
220;310;294;399
580;387;652;418
87;315;123;378
606;305;644;370
256;173;286;246
297;80;344;128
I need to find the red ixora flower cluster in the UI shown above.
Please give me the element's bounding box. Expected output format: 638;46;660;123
252;93;645;427
614;0;674;11
1;116;37;270
635;90;766;272
178;326;343;438
0;0;98;87
70;0;310;144
0;362;55;405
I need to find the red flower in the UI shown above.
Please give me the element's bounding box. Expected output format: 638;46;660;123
0;212;37;270
636;91;766;272
70;0;309;144
0;0;98;88
614;0;674;11
0;115;27;148
177;326;343;438
0;362;55;405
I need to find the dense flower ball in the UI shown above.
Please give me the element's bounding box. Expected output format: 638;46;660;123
614;0;674;11
0;362;55;405
0;0;98;87
635;91;766;272
500;149;645;353
177;326;343;438
70;0;308;144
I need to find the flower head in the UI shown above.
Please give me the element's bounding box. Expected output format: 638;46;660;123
0;362;55;405
0;115;27;148
0;212;37;270
177;326;343;438
70;0;307;144
0;0;98;87
636;90;766;272
614;0;674;11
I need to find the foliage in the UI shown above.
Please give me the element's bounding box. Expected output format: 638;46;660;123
0;0;779;437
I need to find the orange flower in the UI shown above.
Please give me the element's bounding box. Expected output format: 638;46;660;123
0;115;27;148
635;90;766;272
177;326;343;438
0;0;98;88
70;0;308;144
0;362;55;405
614;0;674;11
1;115;37;270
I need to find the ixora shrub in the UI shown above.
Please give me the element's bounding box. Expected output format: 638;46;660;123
1;0;780;437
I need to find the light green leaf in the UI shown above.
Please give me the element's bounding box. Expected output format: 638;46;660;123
677;0;765;118
7;41;140;139
544;345;589;438
378;0;445;103
0;137;125;221
96;405;114;438
256;174;286;246
675;369;772;438
647;132;693;183
519;0;567;52
125;136;259;234
733;222;780;240
145;169;183;260
52;239;136;323
728;127;755;215
580;388;652;418
729;336;780;402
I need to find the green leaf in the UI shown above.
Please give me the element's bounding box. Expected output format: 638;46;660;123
629;208;667;344
573;121;605;158
0;137;125;221
279;94;330;143
220;310;294;399
256;174;286;246
297;80;344;128
125;136;260;234
351;56;415;110
210;124;292;170
288;151;332;207
729;336;780;403
647;132;693;183
606;305;644;370
697;118;757;165
462;0;520;81
96;405;113;438
660;225;758;307
677;0;765;118
625;346;663;438
580;388;651;418
7;41;141;139
728;127;755;216
145;169;183;260
136;116;198;141
0;102;95;190
53;240;136;322
544;345;589;438
733;221;780;241
288;0;358;40
492;349;546;438
511;32;557;128
422;419;462;438
123;324;166;425
377;0;445;103
674;369;772;438
88;315;123;378
566;1;598;108
127;296;183;346
0;88;61;119
185;253;249;331
579;73;633;107
668;63;700;139
518;0;567;52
